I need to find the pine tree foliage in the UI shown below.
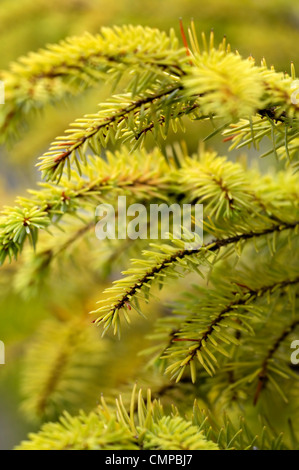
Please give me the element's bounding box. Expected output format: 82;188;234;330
0;26;182;143
0;22;299;450
15;386;284;450
0;147;171;266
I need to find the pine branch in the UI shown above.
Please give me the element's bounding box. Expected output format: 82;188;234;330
183;42;299;122
222;115;299;167
0;148;170;265
37;84;186;181
92;219;299;334
16;386;287;450
0;26;184;142
163;275;299;382
5;146;297;267
27;30;299;182
253;318;299;405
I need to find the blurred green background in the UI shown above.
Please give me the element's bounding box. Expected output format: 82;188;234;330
0;0;298;450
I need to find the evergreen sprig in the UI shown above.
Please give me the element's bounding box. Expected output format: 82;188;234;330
0;26;184;143
16;386;286;450
1;23;298;450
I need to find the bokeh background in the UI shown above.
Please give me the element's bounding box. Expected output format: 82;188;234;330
0;0;298;450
